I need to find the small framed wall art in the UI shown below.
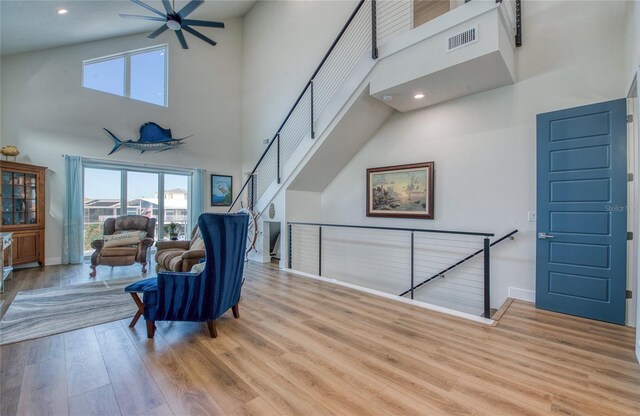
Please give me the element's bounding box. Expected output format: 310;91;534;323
210;174;233;207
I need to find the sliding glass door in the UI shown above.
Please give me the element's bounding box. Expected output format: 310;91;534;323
83;163;193;255
127;171;160;239
163;174;190;240
84;168;122;251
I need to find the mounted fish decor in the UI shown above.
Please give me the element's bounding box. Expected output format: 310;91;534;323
104;122;191;155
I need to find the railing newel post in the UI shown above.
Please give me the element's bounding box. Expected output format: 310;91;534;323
483;237;491;319
310;80;315;139
288;223;292;269
410;231;414;300
276;133;281;184
318;226;322;276
515;0;522;47
249;173;256;211
371;0;378;59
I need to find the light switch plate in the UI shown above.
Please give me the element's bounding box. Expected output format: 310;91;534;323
528;211;536;222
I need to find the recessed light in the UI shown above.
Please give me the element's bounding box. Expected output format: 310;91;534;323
57;8;68;15
414;93;425;99
382;95;393;102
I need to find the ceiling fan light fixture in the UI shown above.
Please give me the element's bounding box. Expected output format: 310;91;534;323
166;19;181;31
123;0;223;49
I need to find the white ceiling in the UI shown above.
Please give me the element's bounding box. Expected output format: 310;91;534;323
0;0;258;56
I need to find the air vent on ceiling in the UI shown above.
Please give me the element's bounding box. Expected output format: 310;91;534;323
447;26;477;52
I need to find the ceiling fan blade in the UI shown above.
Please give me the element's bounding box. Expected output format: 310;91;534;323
182;19;224;28
147;24;169;39
177;0;204;19
129;0;166;18
161;0;173;15
182;26;217;46
119;13;166;22
175;30;189;49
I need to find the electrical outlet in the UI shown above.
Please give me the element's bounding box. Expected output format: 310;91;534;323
528;211;536;222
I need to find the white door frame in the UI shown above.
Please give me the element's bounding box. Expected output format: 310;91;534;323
628;92;638;327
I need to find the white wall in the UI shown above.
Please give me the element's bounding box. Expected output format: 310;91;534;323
241;0;357;172
0;20;244;264
625;0;639;90
319;0;629;309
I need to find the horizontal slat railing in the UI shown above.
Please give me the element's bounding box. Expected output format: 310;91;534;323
289;222;517;317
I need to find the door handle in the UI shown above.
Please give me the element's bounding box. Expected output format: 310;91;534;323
538;232;554;239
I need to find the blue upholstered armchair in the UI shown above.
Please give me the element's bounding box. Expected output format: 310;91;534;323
125;212;248;338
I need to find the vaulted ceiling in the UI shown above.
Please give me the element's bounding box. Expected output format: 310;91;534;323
1;0;257;56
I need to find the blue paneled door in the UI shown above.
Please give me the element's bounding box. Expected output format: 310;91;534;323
536;99;627;324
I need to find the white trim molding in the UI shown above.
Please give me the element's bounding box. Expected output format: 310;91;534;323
508;287;535;303
45;257;62;266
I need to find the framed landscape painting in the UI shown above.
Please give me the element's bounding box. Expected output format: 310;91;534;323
210;174;232;207
366;162;434;219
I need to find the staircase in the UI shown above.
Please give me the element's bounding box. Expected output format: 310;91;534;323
230;0;520;218
228;0;522;318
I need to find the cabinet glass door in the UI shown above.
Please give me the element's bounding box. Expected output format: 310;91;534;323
25;174;37;224
0;170;40;226
1;171;13;226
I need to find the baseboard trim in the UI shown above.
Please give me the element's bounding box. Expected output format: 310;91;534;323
508;287;535;303
45;257;62;266
283;268;495;326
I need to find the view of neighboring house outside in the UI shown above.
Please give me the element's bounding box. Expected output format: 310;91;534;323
83;188;189;252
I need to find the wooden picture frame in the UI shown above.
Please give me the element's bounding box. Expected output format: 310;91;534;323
366;162;434;219
210;174;233;207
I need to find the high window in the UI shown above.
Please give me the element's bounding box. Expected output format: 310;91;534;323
82;45;167;106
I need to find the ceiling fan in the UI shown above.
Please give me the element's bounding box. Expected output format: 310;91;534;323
120;0;224;49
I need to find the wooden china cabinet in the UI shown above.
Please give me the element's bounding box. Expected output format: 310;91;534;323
0;161;47;266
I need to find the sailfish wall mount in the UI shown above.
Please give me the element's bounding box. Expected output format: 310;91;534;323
104;122;191;154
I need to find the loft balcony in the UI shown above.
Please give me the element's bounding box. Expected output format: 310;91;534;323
371;0;518;111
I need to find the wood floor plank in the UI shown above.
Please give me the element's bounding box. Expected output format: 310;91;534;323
126;337;230;415
126;323;256;416
95;325;166;415
64;327;111;397
219;346;335;416
0;385;21;416
135;403;175;416
0;340;30;390
266;352;383;416
68;384;122;416
239;397;282;416
16;333;68;416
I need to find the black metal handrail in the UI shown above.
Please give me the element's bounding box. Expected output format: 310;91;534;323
398;229;518;298
228;0;369;212
287;221;494;237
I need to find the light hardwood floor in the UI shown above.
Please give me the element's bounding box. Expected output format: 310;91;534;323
1;261;639;415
